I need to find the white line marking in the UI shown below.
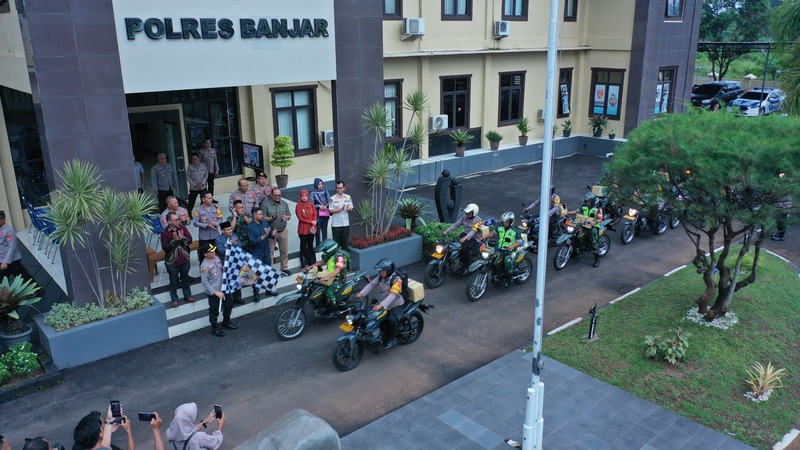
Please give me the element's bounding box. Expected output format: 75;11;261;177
610;287;641;304
663;265;687;277
548;318;582;335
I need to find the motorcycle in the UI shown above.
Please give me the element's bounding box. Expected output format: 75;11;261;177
519;208;569;254
331;297;433;371
273;267;369;341
465;238;534;302
589;185;621;231
552;214;613;271
619;203;669;245
423;237;479;289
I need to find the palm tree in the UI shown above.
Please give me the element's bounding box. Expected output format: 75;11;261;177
772;0;800;116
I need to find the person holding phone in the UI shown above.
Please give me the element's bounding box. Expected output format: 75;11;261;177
165;403;224;450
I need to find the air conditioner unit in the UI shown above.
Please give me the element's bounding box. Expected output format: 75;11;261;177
493;21;510;39
322;130;335;147
429;114;448;132
537;108;545;122
401;18;425;41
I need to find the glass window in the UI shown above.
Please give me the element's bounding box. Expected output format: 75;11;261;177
654;68;675;115
271;88;317;154
180;88;241;177
385;81;402;138
503;0;527;19
384;0;402;18
564;0;578;21
443;0;471;19
1;87;47;206
590;69;625;120
558;68;573;118
665;0;682;19
441;76;471;129
499;72;525;125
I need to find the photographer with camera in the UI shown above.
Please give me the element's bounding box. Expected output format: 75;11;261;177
165;403;224;450
23;437;67;450
73;405;133;450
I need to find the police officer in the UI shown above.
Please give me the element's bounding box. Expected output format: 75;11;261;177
198;139;220;200
151;153;178;212
568;193;604;268
193;191;223;263
485;211;524;286
200;243;237;337
442;203;483;273
250;172;272;207
215;221;245;305
354;258;405;349
186;152;208;215
228;178;257;215
0;211;33;282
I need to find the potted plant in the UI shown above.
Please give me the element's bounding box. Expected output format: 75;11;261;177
589;114;608;137
395;198;429;229
561;120;572;137
485;131;502;151
271;135;295;188
0;276;41;348
517;117;530;145
450;129;474;157
608;128;617;139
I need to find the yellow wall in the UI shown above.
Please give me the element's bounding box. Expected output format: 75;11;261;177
0;0;30;94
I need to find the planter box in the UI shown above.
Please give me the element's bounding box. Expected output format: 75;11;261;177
350;233;423;273
34;302;168;370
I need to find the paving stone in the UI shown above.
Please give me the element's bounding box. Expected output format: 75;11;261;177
576;432;615;450
713;437;755;450
402;423;442;447
439;409;469;428
680;426;728;450
455;440;487;450
636;406;680;433
472;429;505;449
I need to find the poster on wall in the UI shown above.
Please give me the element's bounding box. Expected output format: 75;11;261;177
593;84;606;114
561;84;571;115
654;84;663;114
606;85;620;117
660;83;670;113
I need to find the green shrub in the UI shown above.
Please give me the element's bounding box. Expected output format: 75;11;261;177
45;289;153;331
0;342;40;376
644;327;691;364
0;361;10;384
414;221;460;248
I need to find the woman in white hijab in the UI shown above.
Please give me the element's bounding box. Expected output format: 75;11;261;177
165;403;224;450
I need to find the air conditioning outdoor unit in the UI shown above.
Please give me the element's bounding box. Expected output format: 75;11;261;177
429;114;448;132
493;20;510;39
322;130;335;147
401;18;425;41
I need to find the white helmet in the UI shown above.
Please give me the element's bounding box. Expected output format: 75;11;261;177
463;203;479;215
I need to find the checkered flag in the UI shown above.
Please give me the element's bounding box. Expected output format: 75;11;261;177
221;244;283;294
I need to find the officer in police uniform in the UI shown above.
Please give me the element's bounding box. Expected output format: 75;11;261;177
0;211;33;282
200;243;237;337
198;139;220;200
193;191;223;262
151;153;178;212
250;172;272;206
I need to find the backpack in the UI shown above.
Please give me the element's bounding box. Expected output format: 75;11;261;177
170;431;196;450
390;269;410;301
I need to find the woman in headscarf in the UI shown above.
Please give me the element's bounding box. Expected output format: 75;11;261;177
165;403;224;450
310;178;331;246
296;189;318;267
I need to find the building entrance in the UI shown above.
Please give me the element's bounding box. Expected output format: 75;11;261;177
128;107;188;204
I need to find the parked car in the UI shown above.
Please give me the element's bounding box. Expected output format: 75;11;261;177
691;81;744;109
727;88;786;116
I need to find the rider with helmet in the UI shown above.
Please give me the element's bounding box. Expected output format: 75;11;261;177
523;185;562;238
485;211;524;286
303;239;350;303
567;192;604;268
355;258;405;349
441;203;483;273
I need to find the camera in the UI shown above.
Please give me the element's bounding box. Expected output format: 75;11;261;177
110;400;122;418
138;412;156;422
214;404;222;419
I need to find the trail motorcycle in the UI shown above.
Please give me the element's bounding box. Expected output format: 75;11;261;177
331;298;433;371
588;185;621;231
423;237;479;289
552;215;613;271
519;208;569;254
465;238;534;302
619;203;669;245
274;268;368;341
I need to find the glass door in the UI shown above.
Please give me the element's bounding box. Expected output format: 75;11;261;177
128;107;188;203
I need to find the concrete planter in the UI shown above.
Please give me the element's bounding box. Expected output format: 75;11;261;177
34;302;168;369
350;233;422;273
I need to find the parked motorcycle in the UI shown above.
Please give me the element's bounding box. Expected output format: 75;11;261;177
519;209;569;254
423;237;479;289
552;215;613;270
589;185;621;231
331;297;433;371
274;267;369;341
619;203;669;245
465;238;534;302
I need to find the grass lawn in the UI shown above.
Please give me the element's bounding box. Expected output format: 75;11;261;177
542;249;800;450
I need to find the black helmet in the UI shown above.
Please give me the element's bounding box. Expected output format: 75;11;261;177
584;192;597;205
501;211;515;226
550;185;556;193
375;258;395;277
315;239;339;261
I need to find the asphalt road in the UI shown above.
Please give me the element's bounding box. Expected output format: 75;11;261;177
4;154;794;448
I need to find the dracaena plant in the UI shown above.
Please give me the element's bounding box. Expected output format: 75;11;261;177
0;276;41;334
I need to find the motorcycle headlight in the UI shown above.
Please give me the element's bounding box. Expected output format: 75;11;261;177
566;226;575;233
435;245;444;253
521;219;528;228
296;283;302;291
702;99;711;104
481;251;490;259
628;208;638;216
346;315;353;325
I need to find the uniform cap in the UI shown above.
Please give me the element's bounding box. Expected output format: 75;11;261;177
201;243;217;254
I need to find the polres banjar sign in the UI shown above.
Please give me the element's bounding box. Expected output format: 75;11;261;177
113;0;336;93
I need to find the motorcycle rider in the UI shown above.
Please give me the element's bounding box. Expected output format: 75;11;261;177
355;258;405;349
484;211;524;287
302;239;350;305
441;203;483;273
523;185;562;239
567;192;604;268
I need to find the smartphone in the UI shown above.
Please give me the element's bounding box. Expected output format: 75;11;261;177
110;400;122;418
214;404;222;419
138;412;155;422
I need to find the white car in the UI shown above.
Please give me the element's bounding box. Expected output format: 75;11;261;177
727;88;785;116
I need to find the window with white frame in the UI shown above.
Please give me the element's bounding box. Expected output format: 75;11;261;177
272;88;317;153
385;81;402;138
443;0;471;19
503;0;527;19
